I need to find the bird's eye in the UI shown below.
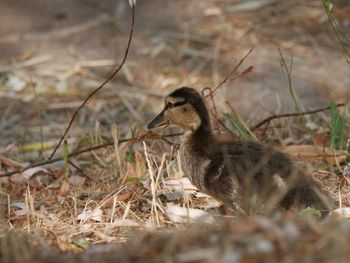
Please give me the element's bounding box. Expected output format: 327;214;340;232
166;102;174;109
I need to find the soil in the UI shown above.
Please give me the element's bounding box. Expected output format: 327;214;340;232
0;0;349;125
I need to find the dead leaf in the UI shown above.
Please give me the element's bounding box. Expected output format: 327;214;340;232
165;204;214;223
113;219;139;227
22;167;49;180
58;180;70;196
19;48;38;61
77;208;103;222
165;178;198;194
10;202;28;216
68;175;86;186
196;199;222;209
282;145;347;164
0;143;16;155
327;207;350;220
0;173;25;185
116;191;133;202
56;236;69;252
313;132;330;148
94;231;116;243
125;162;137;177
343;164;350;177
6;74;26;92
203;7;222;16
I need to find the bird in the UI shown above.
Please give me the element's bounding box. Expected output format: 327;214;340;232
147;87;333;214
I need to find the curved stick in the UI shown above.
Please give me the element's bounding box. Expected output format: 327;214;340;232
48;4;136;160
1;132;183;178
252;103;346;131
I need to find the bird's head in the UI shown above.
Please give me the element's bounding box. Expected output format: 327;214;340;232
147;87;210;131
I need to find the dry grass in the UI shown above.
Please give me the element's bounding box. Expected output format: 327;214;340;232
0;92;349;261
2;214;350;263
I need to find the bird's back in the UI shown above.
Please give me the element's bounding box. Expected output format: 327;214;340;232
200;139;333;213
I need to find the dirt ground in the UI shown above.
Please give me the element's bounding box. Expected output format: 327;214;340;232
0;0;350;262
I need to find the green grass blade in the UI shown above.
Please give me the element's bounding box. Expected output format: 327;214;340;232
329;101;345;150
223;112;253;140
322;0;350;64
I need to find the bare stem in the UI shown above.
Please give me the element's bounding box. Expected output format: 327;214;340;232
48;4;136;160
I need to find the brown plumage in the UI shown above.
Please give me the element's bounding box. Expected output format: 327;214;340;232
148;87;333;214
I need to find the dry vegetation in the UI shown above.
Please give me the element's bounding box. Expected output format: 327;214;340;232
0;0;350;262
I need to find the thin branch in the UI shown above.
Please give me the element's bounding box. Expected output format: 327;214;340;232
229;66;253;82
210;109;236;137
48;4;136;160
202;87;218;117
322;0;350;64
252;103;346;131
200;65;253;137
29;73;44;156
205;45;255;98
278;49;303;115
0;131;183;178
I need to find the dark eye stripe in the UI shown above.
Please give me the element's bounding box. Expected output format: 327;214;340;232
173;100;187;107
165;100;187;110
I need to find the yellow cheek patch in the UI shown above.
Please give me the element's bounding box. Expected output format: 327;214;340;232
163;97;201;130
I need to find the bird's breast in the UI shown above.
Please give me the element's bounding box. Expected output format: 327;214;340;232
179;141;211;192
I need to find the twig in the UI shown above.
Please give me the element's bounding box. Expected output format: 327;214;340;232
205;45;255;98
79;59;117;68
202;87;218;117
48;4;136;160
278;49;303;115
0;132;183;178
202;87;235;136
143;142;159;225
322;0;350;64
29;73;44;156
200;56;253;137
0;55;52;73
229;66;253;82
252;103;346;131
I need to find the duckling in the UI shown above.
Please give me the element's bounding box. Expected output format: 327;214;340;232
148;87;333;214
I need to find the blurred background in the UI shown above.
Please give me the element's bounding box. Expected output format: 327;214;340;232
0;0;349;148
